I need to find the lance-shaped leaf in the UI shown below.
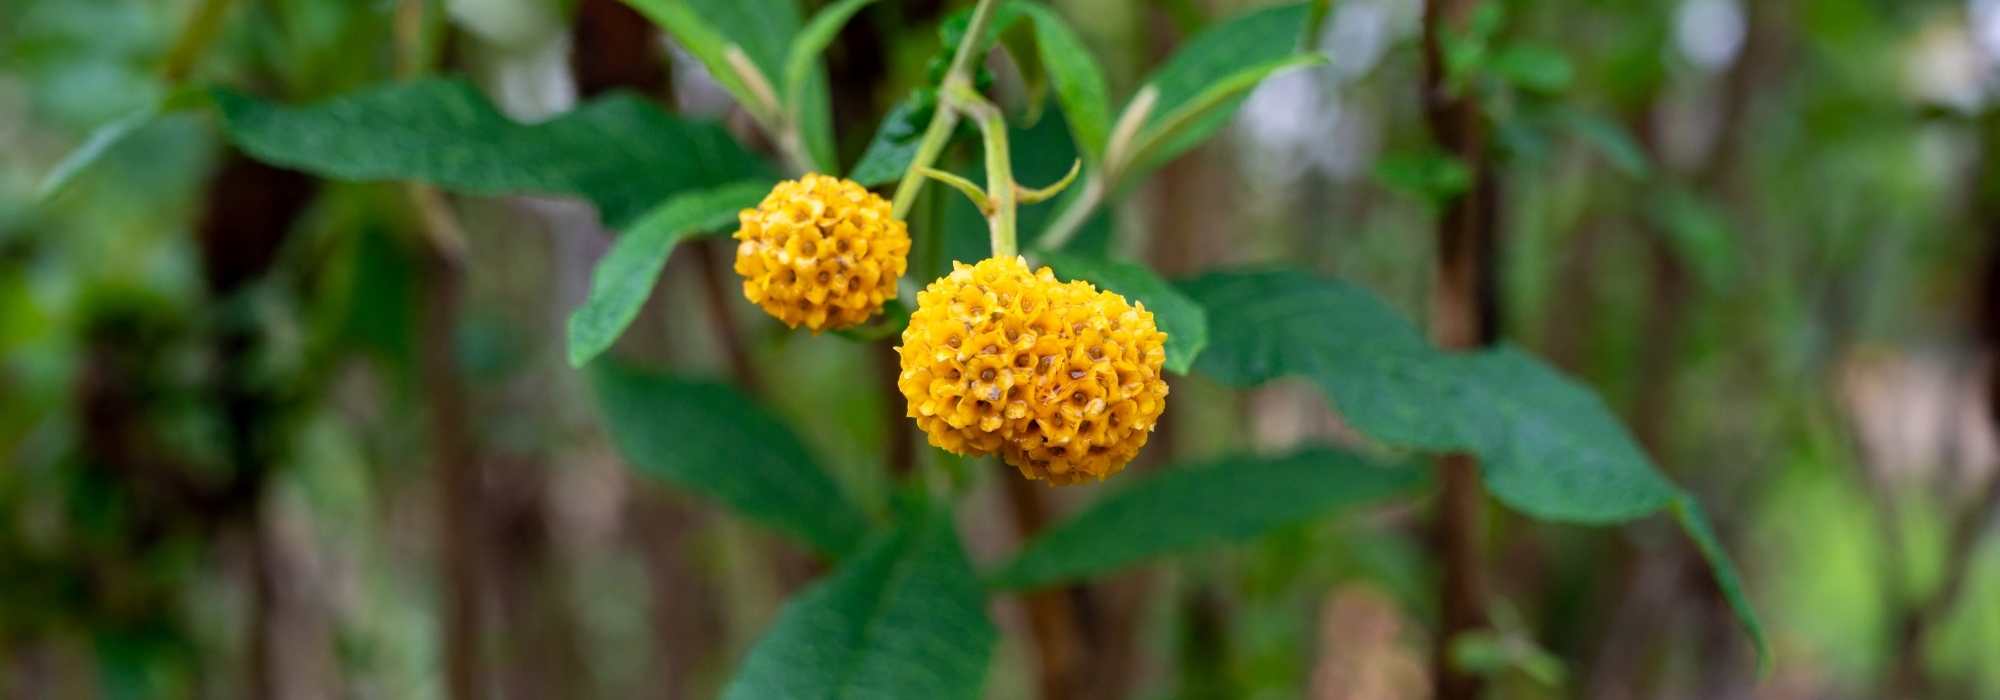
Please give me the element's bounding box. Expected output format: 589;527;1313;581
589;363;870;556
849;96;930;187
1671;494;1770;672
214;79;764;227
1040;252;1208;374
1114;2;1321;177
627;0;836;170
991;447;1427;590
567;180;772;368
1011;1;1112;164
723;507;995;700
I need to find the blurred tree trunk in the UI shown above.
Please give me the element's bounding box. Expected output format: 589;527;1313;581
1421;0;1498;697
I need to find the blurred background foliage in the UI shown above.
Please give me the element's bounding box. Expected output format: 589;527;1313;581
2;0;1998;698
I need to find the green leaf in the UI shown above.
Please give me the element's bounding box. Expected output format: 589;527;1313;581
566;181;772;368
1373;150;1471;206
833;297;911;342
1490;43;1574;94
1555;108;1650;178
37;87;210;200
214;79;765;227
1653;188;1736;292
786;0;875;116
1179;268;1677;522
589;363;870;556
1011;2;1111;165
642;0;836;171
723;507;995;700
1039;252;1208;374
1119;2;1317;175
1671;494;1770;672
849;96;930;187
990;446;1426;590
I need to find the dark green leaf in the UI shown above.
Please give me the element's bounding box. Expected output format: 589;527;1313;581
1012;2;1111;165
990;446;1426;590
1490;43;1574;94
1373;150;1471;206
849;96;930;187
589;363;870;556
723;507;995;700
788;0;877;121
625;0;821;165
1180;268;1678;522
1039;252;1208;374
214;79;765;227
1556;107;1650;178
1653;188;1736;292
833;297;911;342
1671;494;1770;671
567;180;772;368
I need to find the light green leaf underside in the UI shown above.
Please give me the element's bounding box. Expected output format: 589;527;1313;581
213;78;765;228
588;363;870;556
1039;252;1208;374
991;446;1428;590
722;508;995;700
566;180;772;368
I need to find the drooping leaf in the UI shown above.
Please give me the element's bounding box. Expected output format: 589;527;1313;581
1672;494;1770;672
566;180;772;368
1011;2;1111;165
589;363;870;556
1118;2;1318;175
1180;268;1677;523
990;447;1426;590
722;507;995;700
1040;252;1208;374
214;79;765;227
850;95;930;187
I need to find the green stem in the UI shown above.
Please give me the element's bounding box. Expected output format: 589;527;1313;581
947;82;1016;257
890;0;1004;218
1031;174;1104;253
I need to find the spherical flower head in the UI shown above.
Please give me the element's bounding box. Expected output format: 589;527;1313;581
896;256;1169;485
733;174;911;331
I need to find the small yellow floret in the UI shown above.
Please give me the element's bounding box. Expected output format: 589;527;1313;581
733;174;910;331
896;256;1169;484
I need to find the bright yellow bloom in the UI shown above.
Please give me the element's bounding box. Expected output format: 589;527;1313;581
734;174;910;331
897;256;1169;484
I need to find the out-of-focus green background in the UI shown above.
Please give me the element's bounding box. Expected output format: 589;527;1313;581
3;0;1998;697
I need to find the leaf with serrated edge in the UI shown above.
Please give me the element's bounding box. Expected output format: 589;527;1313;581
589;363;870;556
1040;252;1207;374
567;180;772;368
723;508;995;700
991;446;1426;590
1180;268;1676;522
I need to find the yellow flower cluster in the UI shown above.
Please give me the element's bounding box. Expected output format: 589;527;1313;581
733;174;910;331
897;256;1169;484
